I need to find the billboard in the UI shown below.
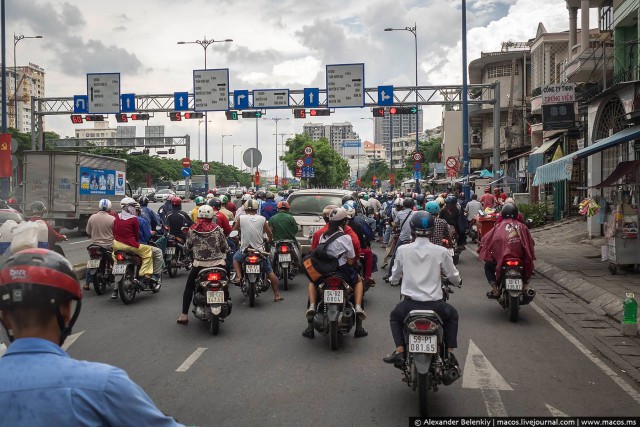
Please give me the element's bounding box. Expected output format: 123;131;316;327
79;167;126;196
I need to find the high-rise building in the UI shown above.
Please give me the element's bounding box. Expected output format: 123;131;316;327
75;121;117;147
302;122;359;152
5;63;45;133
374;109;423;159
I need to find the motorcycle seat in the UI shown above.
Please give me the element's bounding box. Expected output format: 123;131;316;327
114;251;143;266
404;309;443;325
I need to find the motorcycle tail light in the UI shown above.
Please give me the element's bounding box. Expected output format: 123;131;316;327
167;240;175;247
279;245;289;253
442;239;449;245
407;319;438;334
505;260;521;267
88;247;101;257
247;255;259;263
116;253;125;261
207;272;221;282
324;276;343;290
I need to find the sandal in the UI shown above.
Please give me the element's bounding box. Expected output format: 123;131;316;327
83;285;91;291
486;291;498;299
176;317;189;325
274;296;284;302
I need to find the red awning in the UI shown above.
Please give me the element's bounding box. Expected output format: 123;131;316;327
594;160;640;188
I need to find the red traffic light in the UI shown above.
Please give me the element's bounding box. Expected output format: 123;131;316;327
85;115;104;122
131;113;150;121
389;107;397;115
309;109;330;116
184;112;204;119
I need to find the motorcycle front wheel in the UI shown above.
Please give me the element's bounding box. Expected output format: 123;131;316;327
418;373;430;416
329;320;338;351
209;315;220;335
119;266;136;305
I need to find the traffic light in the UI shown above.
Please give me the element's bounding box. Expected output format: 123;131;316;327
115;114;128;123
143;148;150;155
184;112;204;119
70;115;84;124
389;107;398;115
293;109;306;119
242;111;262;118
168;148;176;154
85;115;104;122
372;107;385;117
309;109;330;117
131;113;150;121
225;111;238;120
389;107;417;115
169;112;182;121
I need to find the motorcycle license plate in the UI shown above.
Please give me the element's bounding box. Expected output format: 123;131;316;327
165;247;176;255
409;334;437;353
86;259;100;269
279;254;292;262
308;225;323;236
448;248;455;256
206;291;225;304
112;264;127;275
246;264;261;274
506;278;523;290
324;290;343;304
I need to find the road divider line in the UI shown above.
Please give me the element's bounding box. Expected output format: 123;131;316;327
531;303;640;406
68;239;90;245
62;331;84;351
176;347;207;372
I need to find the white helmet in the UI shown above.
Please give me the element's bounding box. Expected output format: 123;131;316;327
393;198;403;207
197;205;215;219
242;194;251;201
206;193;214;200
342;201;356;218
98;199;112;211
120;197;137;207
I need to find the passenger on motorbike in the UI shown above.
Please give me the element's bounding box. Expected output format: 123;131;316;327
478;203;535;299
176;205;229;325
384;211;461;367
343;201;375;287
218;195;235;222
208;198;232;236
268;201;301;270
190;196;206;223
165;198;194;242
136;204;164;283
425;201;452;247
27;201;67;251
84;199;115;290
139;196;160;231
385;198;416;280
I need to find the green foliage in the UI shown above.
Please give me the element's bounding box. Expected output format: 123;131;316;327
517;202;549;228
400;137;442;177
360;158;389;186
281;134;350;188
8;129;61;163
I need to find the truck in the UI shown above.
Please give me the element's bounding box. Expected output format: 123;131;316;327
20;151;130;233
189;174;215;198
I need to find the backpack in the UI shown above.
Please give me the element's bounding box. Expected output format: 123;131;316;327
302;231;345;284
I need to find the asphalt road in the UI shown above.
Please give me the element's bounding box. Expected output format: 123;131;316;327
40;241;640;426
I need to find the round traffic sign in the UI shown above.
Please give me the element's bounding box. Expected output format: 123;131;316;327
182;157;191;168
412;152;423;162
202;163;210;171
303;156;313;166
243;148;263;168
413;161;422;172
446;156;458;168
296;159;304;167
303;145;314;156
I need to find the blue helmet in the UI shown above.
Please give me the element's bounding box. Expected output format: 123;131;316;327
410;211;434;236
445;195;457;205
425;201;441;215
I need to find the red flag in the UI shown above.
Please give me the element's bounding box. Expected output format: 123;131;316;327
0;134;12;178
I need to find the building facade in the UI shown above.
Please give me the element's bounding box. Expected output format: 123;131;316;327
302;122;360;152
75;121;117;146
363;140;387;162
374;109;423;159
5;62;45;133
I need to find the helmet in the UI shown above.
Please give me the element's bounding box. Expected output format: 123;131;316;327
206;193;214;200
220;195;228;204
416;194;425;204
242;194;251;201
436;196;445;207
341;194;354;205
265;191;275;200
30;201;46;214
197;205;215;219
425;201;441;215
139;196;150;206
244;199;259;211
235;190;242;197
403;198;415;209
363;194;369;201
393;198;403;207
211;187;218;195
505;197;515;204
501;203;519;219
120;197;137;207
98;199;112;211
195;196;205;206
322;204;339;219
208;198;222;210
0;249;82;345
329;207;348;222
484;187;490;193
342;201;356;218
445;195;457;205
256;191;265;199
426;194;435;202
277;201;290;210
171;197;182;207
410;211;434;237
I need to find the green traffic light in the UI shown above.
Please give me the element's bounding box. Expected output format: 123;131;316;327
256;112;261;118
411;107;417;114
232;112;237;119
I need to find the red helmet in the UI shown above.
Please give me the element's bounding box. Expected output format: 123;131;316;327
277;201;290;210
171;197;182;207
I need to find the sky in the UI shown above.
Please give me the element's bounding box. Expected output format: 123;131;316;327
7;0;577;175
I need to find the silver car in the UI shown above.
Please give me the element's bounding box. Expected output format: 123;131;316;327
286;189;355;254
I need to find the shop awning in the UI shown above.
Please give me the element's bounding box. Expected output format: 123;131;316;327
527;137;559;174
594;160;640;188
533;125;640;185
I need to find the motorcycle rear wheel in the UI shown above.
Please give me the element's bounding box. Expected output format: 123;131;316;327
209;315;220;335
418;373;430;416
329;320;338;351
93;272;105;295
249;280;256;307
508;295;519;322
119;267;136;305
283;268;289;291
168;258;178;278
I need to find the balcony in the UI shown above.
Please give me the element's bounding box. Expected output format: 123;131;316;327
563;45;609;84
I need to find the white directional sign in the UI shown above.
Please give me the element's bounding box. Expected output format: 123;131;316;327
193;69;229;111
326;63;364;108
252;89;289;109
87;73;120;114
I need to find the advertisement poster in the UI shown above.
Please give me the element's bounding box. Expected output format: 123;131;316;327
115;171;125;195
79;167;117;195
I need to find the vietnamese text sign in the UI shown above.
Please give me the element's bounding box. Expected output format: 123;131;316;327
542;83;575;105
193;69;229;111
80;167;125;196
87;73;120;114
253;89;289;108
342;140;361;148
326;63;364;108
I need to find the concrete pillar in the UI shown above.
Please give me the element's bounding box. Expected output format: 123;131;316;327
568;7;578;58
581;0;590;54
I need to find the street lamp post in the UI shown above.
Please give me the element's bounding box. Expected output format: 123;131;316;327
385;24;420;193
232;144;241;169
360;117;376;184
221;134;232;164
197;119;211;160
269;117;289;187
177;36;232;191
274;133;292;181
13;33;42;130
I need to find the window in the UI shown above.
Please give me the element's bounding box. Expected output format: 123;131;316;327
487;63;520;79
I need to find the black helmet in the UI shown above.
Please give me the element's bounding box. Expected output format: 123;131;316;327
410;211;434;236
139;196;150;206
403;198;415;209
0;249;82;345
30;201;46;214
416;194;425;204
341;194;354;205
501;203;519;219
445;195;457;205
265;191;275;200
208;197;222;210
256;191;265;199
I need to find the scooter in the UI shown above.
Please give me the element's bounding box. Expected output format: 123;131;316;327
496;258;536;322
273;240;298;291
86;244;114;295
163;226;191;278
311;274;357;351
112;251;161;304
191;267;232;335
240;247;271;307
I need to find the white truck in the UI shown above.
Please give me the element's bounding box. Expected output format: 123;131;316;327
20;151;130;232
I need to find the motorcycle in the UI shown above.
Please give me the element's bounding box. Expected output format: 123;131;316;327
192;267;232;335
497;258;536;322
467;218;479;243
311;274;357;351
442;238;459;265
396;278;462;416
240;247;271;307
86;244;114;295
112;251;161;304
273;240;298;291
163;226;191;278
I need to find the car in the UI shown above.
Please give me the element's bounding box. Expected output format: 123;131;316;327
286;189;355;254
155;189;176;202
0;209;24;225
135;187;156;202
175;183;187;199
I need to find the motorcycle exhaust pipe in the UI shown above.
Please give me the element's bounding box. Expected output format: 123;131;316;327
520;288;536;305
340;308;354;327
442;366;462;386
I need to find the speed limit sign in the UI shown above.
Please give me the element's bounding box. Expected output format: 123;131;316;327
202;163;210;171
303;145;314;156
296;159;304;167
412;152;423;162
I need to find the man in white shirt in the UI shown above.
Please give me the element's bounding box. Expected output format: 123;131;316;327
384;211;461;367
464;193;483;222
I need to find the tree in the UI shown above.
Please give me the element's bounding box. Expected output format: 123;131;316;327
360;158;389;187
401;137;442;177
281;134;349;188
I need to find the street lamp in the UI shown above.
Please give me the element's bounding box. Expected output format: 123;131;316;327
232;144;242;169
197;119;211;160
177;36;232;191
269;117;289;186
221;134;232;164
384;24;420;193
13;33;43;130
273;132;292;182
360;117;376;183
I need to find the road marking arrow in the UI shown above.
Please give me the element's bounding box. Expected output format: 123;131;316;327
545;404;569;417
62;331;85;351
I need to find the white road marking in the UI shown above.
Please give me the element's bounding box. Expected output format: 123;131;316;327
62;331;84;351
462;339;511;417
68;239;90;245
545;403;568;417
531;303;640;406
176;347;207;372
0;342;6;357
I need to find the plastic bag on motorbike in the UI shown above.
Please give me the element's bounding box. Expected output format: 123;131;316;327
10;221;48;254
302;232;344;284
0;220;19;255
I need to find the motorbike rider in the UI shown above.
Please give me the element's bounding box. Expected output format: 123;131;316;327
385;198;416;281
139;196;160;231
225;199;237;216
208;198;232;236
424;201;453;247
303;207;367;339
254;190;265;215
479;203;536;299
190;196;206;222
440;195;465;247
343;201;375;287
260;192;278;221
381;197;404;269
157;194;175;225
268;201;301;271
464;193;483;224
233;190;244;209
480;187;498;210
230;199;283;302
27;201;67;252
380;194;395;248
177;205;230;325
84;199;115;291
0;249;184;426
384;211;461;368
218;195;235;222
415;194;426;211
165;198;194;242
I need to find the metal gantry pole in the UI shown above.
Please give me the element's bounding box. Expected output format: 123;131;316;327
462;0;471;201
413;23;420;194
493;81;501;178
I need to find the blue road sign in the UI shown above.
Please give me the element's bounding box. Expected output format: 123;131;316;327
378;85;394;106
303;88;320;107
120;93;136;113
342;140;361;148
234;90;249;110
174;92;189;111
413;171;422;180
181;167;191;178
413;161;422;172
73;95;88;114
303;156;313;166
302;167;315;178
